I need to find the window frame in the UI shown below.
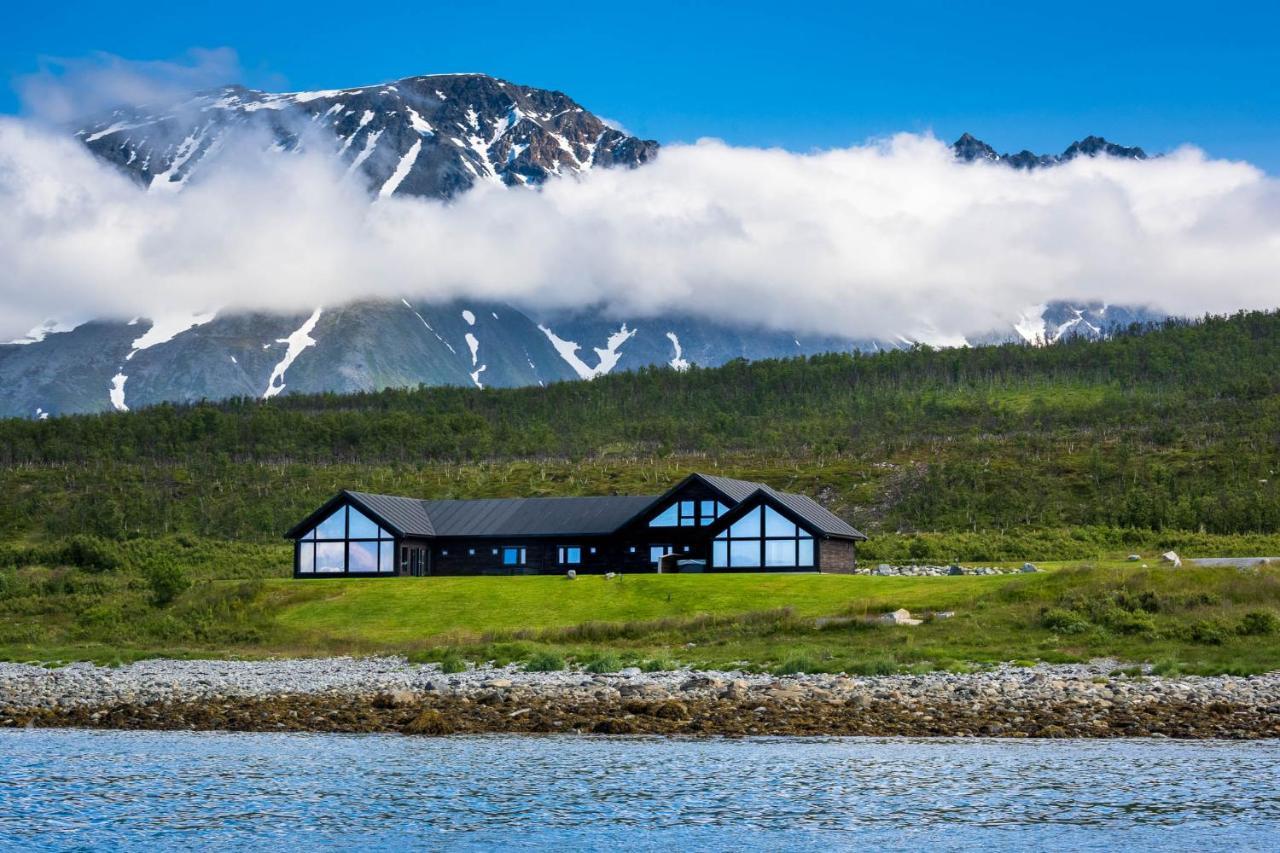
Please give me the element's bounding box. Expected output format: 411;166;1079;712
711;505;816;570
296;503;397;575
650;498;729;528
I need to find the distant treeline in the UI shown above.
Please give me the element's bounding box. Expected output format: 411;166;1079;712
0;310;1276;541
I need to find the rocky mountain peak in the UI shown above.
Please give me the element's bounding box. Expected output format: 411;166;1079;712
953;133;1149;169
76;72;660;199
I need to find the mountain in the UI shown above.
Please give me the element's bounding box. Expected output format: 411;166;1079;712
0;74;1167;419
951;133;1148;168
78;73;659;198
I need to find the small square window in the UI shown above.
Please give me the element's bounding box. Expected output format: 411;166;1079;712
441;549;449;556
682;545;690;552
589;547;597;555
492;548;499;555
468;548;475;556
629;546;637;554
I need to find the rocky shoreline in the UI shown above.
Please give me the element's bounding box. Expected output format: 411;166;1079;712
2;657;1278;739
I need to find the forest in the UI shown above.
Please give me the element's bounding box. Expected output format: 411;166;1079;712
0;309;1277;546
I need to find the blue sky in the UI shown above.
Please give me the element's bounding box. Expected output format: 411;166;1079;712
5;0;1279;170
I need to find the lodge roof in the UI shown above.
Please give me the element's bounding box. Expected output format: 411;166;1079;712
285;473;866;541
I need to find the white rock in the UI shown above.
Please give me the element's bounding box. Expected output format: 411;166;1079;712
1161;551;1182;568
880;608;923;626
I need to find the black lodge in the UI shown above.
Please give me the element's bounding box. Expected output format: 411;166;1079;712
284;473;867;577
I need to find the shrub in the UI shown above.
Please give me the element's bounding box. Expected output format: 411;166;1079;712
1041;608;1090;634
640;657;677;672
60;536;121;573
584;653;621;673
1099;607;1157;636
524;650;566;672
1238;610;1279;636
144;560;189;606
845;656;897;676
437;649;466;673
1188;619;1230;645
774;654;822;675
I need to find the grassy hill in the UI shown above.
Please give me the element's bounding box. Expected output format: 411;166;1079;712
1;310;1278;669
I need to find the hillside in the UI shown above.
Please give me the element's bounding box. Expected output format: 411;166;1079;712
2;310;1279;669
0;310;1277;544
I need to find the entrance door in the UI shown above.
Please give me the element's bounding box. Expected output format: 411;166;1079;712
402;546;430;577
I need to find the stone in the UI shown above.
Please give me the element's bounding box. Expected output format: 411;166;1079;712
373;689;417;708
482;678;513;689
948;565;965;575
1021;563;1038;573
1127;554;1142;561
1161;551;1182;568
933;611;956;620
680;675;726;691
880;608;923;626
565;569;577;580
618;667;642;677
604;572;617;580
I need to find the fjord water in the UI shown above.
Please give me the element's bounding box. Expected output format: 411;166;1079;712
1;731;1277;851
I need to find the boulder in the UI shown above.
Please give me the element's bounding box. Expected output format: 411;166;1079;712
482;678;513;689
1160;551;1182;568
880;608;923;626
566;569;577;580
1127;554;1142;562
680;675;726;692
373;689;417;709
948;565;965;576
604;572;617;580
1021;562;1038;573
933;610;956;620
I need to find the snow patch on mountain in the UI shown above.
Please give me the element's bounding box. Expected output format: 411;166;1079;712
402;299;456;353
463;331;486;388
1014;305;1049;344
537;323;636;379
666;331;690;371
378;139;421;198
461;310;476;326
128;310;218;355
264;308;322;398
109;373;129;412
7;319;78;345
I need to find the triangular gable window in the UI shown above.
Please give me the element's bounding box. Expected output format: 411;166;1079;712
712;503;814;569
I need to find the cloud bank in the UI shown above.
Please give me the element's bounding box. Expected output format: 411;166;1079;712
1;115;1278;344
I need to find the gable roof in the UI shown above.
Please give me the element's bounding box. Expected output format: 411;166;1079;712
285;473;865;541
708;487;867;541
331;492;659;539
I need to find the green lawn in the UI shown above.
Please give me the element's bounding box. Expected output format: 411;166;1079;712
272;571;1030;643
4;548;1279;675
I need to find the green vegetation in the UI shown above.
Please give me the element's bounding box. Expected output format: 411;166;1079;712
0;311;1277;671
1;540;1278;675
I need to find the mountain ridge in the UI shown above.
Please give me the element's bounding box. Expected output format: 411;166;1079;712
0;73;1167;419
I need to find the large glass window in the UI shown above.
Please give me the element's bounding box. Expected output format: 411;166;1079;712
557;546;582;565
649;499;728;527
296;504;396;574
502;546;527;566
711;505;815;569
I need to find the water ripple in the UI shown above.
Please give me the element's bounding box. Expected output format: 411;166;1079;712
0;731;1277;851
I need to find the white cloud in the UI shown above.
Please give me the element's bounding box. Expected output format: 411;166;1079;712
14;48;245;125
0;118;1277;344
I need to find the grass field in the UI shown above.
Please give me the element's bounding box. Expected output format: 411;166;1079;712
3;547;1279;675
